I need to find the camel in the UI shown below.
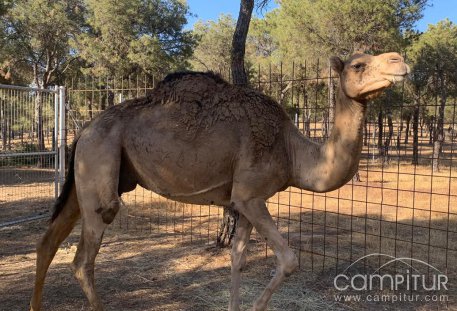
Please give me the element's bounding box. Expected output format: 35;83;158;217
30;52;409;311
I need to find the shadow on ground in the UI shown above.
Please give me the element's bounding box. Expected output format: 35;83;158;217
1;206;455;311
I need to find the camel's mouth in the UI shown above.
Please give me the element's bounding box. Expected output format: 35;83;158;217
386;73;408;84
384;63;410;84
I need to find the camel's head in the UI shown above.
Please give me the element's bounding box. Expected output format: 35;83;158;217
330;52;410;102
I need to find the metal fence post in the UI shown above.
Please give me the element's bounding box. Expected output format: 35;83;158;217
54;86;59;199
58;86;66;194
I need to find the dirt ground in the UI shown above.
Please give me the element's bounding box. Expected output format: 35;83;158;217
1;161;457;310
1;217;347;311
0;213;455;311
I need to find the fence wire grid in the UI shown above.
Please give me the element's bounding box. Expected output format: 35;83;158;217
2;60;456;278
0;85;61;224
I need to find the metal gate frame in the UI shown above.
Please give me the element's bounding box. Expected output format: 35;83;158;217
0;84;66;199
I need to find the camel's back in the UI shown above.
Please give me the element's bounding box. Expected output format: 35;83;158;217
124;72;290;158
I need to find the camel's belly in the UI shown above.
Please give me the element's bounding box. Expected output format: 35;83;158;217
134;171;233;206
158;181;233;206
123;121;240;206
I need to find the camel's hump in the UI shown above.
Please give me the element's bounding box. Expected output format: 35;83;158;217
135;71;289;157
160;71;227;86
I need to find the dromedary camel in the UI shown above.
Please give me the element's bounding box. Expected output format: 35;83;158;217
30;52;409;311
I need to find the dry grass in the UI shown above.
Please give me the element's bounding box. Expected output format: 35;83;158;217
0;219;347;311
1;160;457;310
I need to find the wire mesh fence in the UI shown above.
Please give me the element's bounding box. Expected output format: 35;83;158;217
250;61;457;278
3;59;454;278
0;85;60;223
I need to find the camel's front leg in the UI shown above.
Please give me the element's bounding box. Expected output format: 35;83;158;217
233;198;298;311
229;214;253;311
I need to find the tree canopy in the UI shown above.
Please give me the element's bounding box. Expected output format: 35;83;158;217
75;0;196;77
191;14;235;74
1;0;81;86
271;0;428;61
0;0;196;85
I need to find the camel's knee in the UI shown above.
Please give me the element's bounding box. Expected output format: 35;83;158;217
95;199;120;224
279;249;298;277
35;238;45;256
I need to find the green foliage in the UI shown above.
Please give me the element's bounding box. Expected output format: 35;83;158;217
191;14;235;75
408;19;457;92
2;0;82;86
75;0;196;78
263;0;427;61
246;14;279;66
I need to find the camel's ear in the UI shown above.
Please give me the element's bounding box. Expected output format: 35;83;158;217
329;56;344;75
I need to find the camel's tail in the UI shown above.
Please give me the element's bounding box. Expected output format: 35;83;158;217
51;138;78;222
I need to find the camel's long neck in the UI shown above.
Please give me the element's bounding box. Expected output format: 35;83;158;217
287;88;366;192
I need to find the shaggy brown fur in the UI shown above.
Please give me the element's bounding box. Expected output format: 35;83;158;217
129;72;286;156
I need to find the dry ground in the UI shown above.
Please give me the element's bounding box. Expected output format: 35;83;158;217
0;218;346;311
0;216;454;311
1;161;457;310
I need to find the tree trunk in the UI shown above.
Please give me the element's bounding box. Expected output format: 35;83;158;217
35;92;45;166
230;0;254;85
100;92;106;111
377;110;384;159
88;99;93;120
432;76;447;173
412;101;420;166
383;110;393;163
304;101;311;137
107;90;115;107
218;0;255;248
397;118;403;154
363;120;368;146
217;207;238;247
419;114;424;137
404;114;411;144
428;116;434;145
322;114;328;138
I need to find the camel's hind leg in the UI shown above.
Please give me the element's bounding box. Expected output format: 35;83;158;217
71;145;122;311
30;187;80;311
71;207;112;311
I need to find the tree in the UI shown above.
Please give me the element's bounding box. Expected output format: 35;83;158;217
74;0;196;78
217;0;269;247
407;20;457;171
231;0;255;85
246;15;278;66
2;0;83;156
191;15;235;76
272;0;427;60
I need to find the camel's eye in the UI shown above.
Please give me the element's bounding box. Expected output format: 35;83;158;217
352;63;365;71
